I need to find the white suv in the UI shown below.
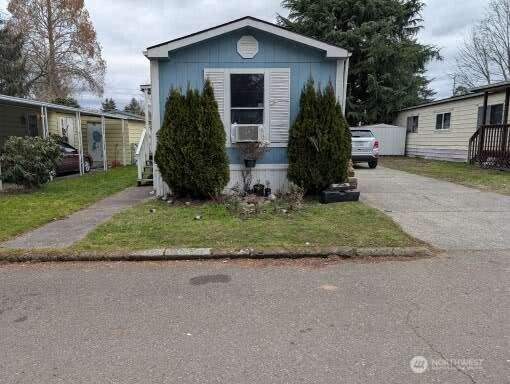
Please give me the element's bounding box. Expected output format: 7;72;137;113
350;129;379;169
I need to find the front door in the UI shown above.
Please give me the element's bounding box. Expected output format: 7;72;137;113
87;122;104;167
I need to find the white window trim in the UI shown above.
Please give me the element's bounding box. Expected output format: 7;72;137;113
226;68;287;147
435;112;452;131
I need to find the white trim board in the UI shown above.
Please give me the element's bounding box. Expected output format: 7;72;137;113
229;164;288;171
146;16;350;59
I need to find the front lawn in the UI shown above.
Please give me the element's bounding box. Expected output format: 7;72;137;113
0;167;136;242
381;157;510;196
74;200;420;252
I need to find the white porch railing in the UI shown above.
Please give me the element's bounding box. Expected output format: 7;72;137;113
136;128;151;182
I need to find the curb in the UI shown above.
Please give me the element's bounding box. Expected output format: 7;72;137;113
0;246;433;263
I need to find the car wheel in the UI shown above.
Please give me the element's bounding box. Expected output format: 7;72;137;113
84;160;91;173
368;159;378;169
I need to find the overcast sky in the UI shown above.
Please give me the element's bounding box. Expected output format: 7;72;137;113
0;0;490;109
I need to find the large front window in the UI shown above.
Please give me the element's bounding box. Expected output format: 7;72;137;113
230;74;264;124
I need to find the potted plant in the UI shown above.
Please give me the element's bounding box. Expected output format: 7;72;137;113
253;178;265;196
236;141;269;168
264;180;272;197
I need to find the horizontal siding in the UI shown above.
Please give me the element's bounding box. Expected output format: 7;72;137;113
0;104;41;147
128;121;144;145
81;116;130;167
0;104;140;166
407;147;468;161
395;92;507;158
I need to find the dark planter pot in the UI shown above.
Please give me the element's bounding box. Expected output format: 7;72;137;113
253;184;265;197
244;159;256;168
264;187;272;197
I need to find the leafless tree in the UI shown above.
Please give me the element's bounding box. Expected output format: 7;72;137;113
7;0;106;101
455;0;510;88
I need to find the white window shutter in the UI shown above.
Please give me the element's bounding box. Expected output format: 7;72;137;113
269;68;290;143
204;69;226;122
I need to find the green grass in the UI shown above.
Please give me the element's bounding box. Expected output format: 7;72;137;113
381;157;510;196
0;167;136;242
74;200;419;252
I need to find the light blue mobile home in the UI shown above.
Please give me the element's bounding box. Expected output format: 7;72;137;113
144;16;350;195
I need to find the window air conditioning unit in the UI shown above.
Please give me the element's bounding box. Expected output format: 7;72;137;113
231;124;264;143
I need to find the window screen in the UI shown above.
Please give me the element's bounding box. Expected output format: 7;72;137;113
230;74;264;124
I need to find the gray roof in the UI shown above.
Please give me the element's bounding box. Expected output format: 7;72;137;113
401;81;510;112
0;94;144;121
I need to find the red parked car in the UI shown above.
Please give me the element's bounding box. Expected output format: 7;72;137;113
56;142;93;175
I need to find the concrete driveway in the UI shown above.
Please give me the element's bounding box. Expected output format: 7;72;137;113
357;166;510;250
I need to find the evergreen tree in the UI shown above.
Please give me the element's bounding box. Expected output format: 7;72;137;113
52;97;80;108
0;25;27;97
288;80;351;193
124;97;144;116
155;80;229;198
278;0;440;125
101;98;116;112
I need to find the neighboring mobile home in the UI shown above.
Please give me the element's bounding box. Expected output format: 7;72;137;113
143;16;351;196
0;95;145;171
395;82;510;163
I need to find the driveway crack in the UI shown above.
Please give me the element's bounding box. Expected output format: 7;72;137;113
405;307;477;384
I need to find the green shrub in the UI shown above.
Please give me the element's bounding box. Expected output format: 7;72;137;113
287;79;351;193
1;135;62;188
155;80;229;198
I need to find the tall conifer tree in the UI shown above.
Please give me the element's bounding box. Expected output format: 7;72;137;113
155;80;229;198
279;0;440;125
288;80;351;193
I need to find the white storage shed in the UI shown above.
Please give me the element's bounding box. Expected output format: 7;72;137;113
354;124;407;156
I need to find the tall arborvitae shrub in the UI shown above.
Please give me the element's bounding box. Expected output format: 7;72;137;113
288;80;351;193
155;80;229;198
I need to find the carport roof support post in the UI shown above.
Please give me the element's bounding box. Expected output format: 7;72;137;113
76;111;84;175
40;106;49;138
101;115;107;172
121;119;127;166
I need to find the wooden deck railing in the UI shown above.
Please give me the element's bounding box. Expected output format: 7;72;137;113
468;124;510;170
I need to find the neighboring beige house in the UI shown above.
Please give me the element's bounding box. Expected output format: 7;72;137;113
395;82;509;161
0;95;145;170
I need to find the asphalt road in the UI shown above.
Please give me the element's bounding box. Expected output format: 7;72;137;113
0;252;509;383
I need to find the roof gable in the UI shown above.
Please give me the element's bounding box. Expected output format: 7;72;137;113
145;16;350;59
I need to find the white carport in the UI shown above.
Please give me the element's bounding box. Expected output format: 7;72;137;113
354;124;407;156
0;94;132;190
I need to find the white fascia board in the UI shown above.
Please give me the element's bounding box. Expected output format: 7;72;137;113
0;94;143;121
145;18;350;59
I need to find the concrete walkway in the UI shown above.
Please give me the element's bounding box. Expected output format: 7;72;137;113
357;166;510;250
1;186;153;249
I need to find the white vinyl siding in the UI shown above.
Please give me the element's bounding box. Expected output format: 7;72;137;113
395;91;507;160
